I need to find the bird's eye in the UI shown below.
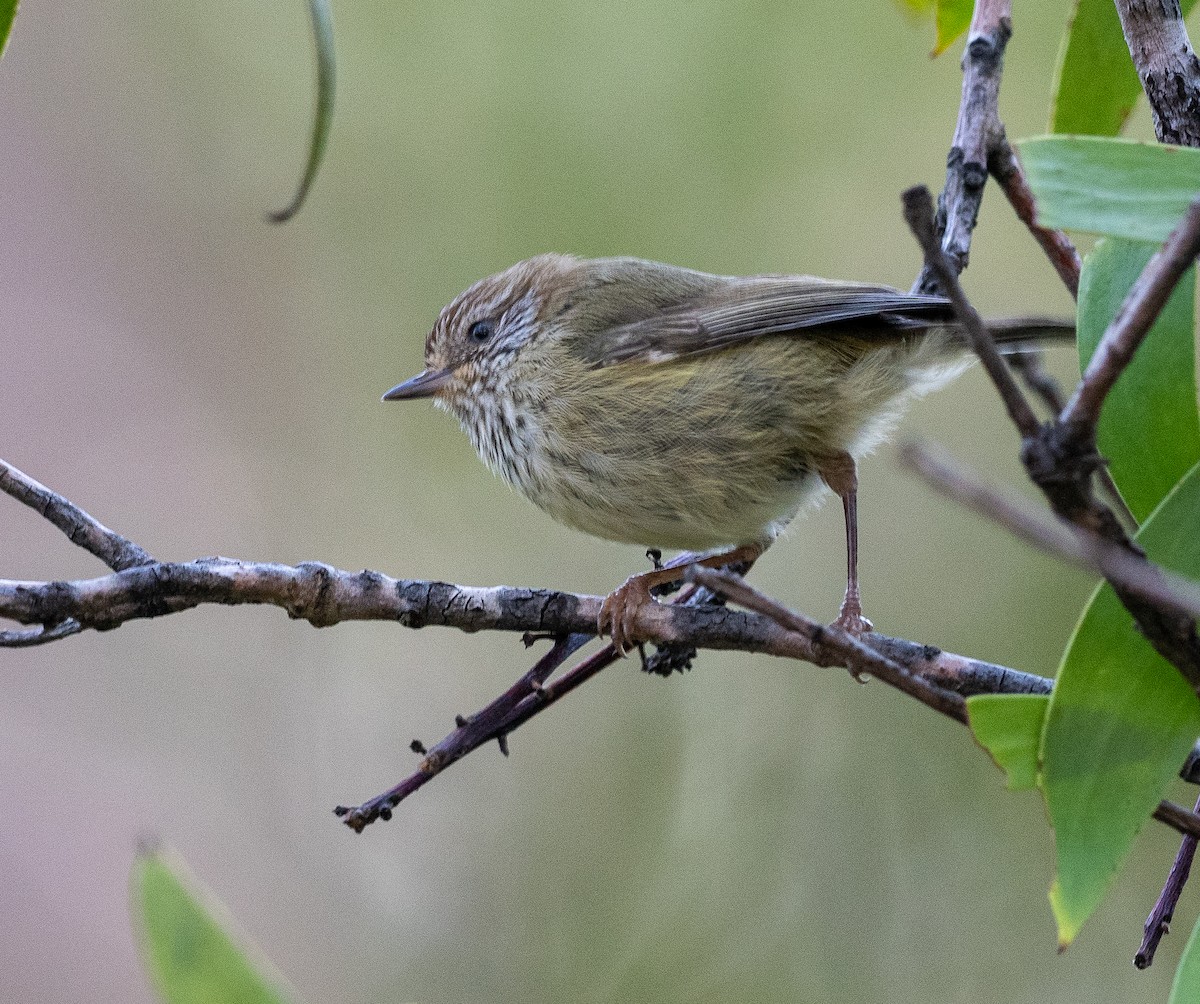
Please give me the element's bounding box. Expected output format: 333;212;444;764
467;319;495;343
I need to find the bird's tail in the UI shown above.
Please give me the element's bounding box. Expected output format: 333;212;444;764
985;316;1076;351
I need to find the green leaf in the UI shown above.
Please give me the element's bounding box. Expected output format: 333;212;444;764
1172;914;1200;1004
1050;0;1199;136
0;0;18;61
1043;465;1200;948
932;0;973;56
967;694;1049;791
132;844;298;1004
893;0;969;56
268;0;336;223
1018;136;1200;242
1077;238;1200;523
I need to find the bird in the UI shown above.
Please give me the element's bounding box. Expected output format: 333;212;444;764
383;253;1071;653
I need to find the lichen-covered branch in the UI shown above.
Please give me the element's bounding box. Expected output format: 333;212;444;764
1116;0;1200;147
911;0;1012;294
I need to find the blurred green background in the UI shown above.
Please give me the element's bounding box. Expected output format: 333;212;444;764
0;1;1190;1001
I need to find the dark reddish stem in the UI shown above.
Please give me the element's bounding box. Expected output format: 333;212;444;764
1137;790;1200;968
335;634;614;831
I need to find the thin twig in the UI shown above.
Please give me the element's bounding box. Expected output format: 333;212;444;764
1154;801;1200;846
1061;199;1200;431
911;0;1013;293
1001;349;1137;531
906;182;1200;688
1137;790;1200;968
0;460;154;571
989;138;1081;298
689;566;967;723
693;566;1200;842
1004;349;1067;415
898;441;1200;620
903;185;1042;438
695;566;1200;843
336;633;605;831
0;619;82;647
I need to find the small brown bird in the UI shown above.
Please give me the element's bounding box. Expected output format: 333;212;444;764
384;254;1069;652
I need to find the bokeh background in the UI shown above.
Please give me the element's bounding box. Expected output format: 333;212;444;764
0;2;1190;1001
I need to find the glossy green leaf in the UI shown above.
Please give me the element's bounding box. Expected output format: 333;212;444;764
967;694;1049;791
932;0;973;56
1171;914;1200;1004
1019;136;1200;242
1043;465;1200;948
1077;238;1200;523
0;0;18;61
1050;0;1199;136
132;845;298;1004
268;0;335;223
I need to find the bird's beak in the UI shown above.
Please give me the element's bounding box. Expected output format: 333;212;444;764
382;367;454;401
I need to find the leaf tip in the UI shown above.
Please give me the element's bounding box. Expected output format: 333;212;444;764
1049;880;1082;950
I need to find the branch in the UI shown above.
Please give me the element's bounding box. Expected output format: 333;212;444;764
911;0;1011;294
1;459;154;572
898;442;1200;621
1137;790;1200;968
7;456;1200;843
903;191;1200;691
690;567;967;723
336;633;608;832
1060;198;1200;432
903;184;1041;437
693;567;1200;843
1116;0;1200;147
988;138;1081;298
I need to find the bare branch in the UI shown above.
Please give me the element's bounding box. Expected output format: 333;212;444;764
7;453;1200;842
1000;349;1137;531
1060;198;1200;432
988;139;1081;298
1116;0;1200;147
904;188;1200;689
689;567;968;723
693;567;1200;843
903;185;1042;438
336;633;607;832
1154;801;1200;845
898;441;1200;621
0;619;82;648
911;0;1012;293
1137;791;1200;968
0;459;154;572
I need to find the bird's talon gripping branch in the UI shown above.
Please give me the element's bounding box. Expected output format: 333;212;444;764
832;608;873;637
600;543;767;653
598;574;654;656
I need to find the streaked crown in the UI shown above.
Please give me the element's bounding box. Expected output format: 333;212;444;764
423;253;578;398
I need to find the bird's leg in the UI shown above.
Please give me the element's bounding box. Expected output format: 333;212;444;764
599;542;765;655
816;451;873;636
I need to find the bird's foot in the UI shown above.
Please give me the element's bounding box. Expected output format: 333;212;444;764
599;573;656;656
832;610;873;635
831;593;872;637
832;598;873;682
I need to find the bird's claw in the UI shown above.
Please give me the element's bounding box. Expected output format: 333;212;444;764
832;609;873;636
599;574;655;656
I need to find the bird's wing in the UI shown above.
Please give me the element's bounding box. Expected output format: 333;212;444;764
582;277;953;368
